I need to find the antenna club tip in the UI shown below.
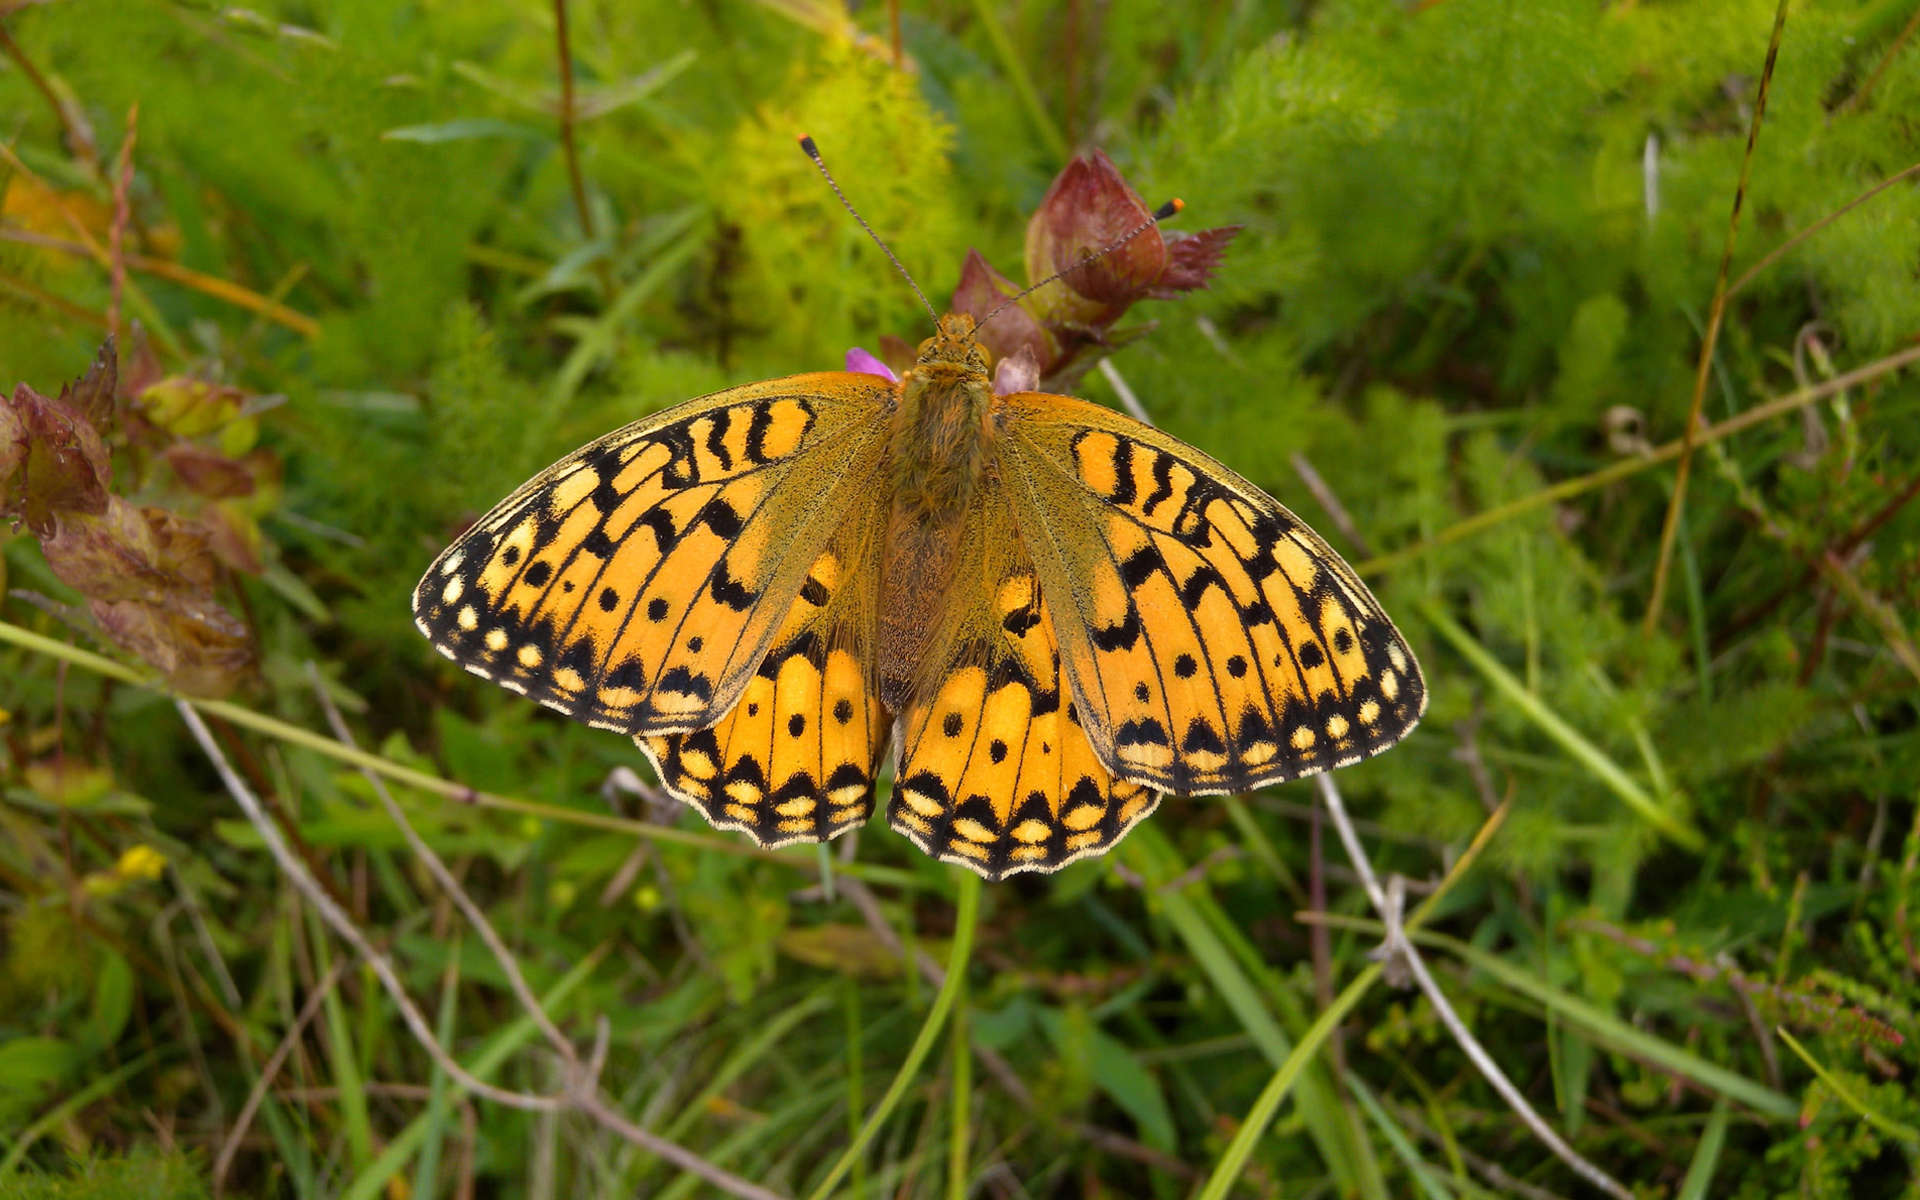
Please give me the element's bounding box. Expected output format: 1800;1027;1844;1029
1152;198;1185;221
797;133;819;157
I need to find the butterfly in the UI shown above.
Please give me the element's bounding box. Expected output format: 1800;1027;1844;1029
413;189;1425;882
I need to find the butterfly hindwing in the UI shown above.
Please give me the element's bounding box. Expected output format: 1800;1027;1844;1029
640;492;891;848
1000;392;1426;794
889;491;1160;879
412;374;893;736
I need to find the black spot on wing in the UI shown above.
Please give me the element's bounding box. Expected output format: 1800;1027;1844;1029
1119;545;1164;589
558;639;597;678
590;474;622;514
1236;706;1273;747
901;770;951;805
722;752;768;793
698;497;743;538
656;423;697;488
826;761;870;795
604;657;647;691
636;508;677;550
1115;717;1169;750
703;409;734;472
1178;564;1228;609
769;770;819;805
1065;776;1104;810
1142;450;1175;516
1181;719;1226;755
1092;607;1142;651
709;560;757;611
658;665;713;703
1109;437;1138;506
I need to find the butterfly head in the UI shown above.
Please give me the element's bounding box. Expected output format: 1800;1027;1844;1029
909;313;992;382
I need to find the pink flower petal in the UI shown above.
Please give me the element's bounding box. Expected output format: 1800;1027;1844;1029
846;347;898;382
993;346;1040;396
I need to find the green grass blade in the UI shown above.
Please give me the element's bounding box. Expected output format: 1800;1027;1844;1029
338;949;604;1200
1419;600;1704;850
804;871;981;1200
1676;1099;1731;1200
1777;1028;1920;1142
1197;803;1509;1200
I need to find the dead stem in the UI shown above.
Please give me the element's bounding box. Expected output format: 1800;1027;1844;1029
1644;0;1792;636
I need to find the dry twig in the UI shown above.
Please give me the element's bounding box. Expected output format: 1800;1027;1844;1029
1314;774;1633;1200
178;695;788;1200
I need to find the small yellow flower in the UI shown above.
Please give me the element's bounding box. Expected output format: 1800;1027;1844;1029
117;844;167;882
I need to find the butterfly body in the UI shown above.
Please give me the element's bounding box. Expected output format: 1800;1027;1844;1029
877;315;996;706
416;312;1425;879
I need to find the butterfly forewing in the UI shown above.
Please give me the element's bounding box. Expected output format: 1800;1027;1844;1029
1000;392;1426;795
412;374;893;735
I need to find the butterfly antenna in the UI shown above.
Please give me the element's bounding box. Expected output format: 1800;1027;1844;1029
979;198;1183;331
799;134;939;324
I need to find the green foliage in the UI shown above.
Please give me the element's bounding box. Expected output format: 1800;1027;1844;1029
0;1151;208;1200
3;0;1919;1196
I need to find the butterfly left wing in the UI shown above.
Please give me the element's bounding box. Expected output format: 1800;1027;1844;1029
413;374;892;736
888;489;1160;880
998;391;1426;795
640;490;891;849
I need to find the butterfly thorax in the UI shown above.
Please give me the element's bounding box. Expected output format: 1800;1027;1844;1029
886;313;995;520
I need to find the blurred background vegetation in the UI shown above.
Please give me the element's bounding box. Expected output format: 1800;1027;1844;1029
2;0;1918;1196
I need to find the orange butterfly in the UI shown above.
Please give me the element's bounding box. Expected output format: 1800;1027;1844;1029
414;144;1425;879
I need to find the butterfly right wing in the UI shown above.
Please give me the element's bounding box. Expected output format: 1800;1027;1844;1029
998;391;1425;795
412;373;894;736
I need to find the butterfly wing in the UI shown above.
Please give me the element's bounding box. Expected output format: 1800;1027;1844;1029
640;488;891;848
998;391;1425;794
888;488;1160;880
413;373;893;736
